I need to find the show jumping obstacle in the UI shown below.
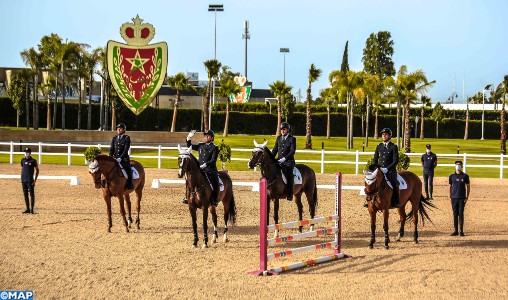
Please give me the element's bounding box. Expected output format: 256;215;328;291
248;172;350;276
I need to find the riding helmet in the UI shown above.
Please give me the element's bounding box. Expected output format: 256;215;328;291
116;123;127;130
204;129;215;137
380;128;392;136
280;122;291;130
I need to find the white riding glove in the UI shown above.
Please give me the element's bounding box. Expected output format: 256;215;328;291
116;158;122;163
200;163;207;169
278;157;286;164
381;167;388;174
187;130;196;141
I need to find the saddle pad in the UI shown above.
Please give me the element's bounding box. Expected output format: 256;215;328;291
207;176;224;192
120;166;140;180
384;174;408;190
281;167;303;185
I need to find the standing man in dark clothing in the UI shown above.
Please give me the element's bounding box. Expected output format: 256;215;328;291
372;128;399;208
272;122;296;201
421;144;438;200
109;123;133;190
21;147;39;214
186;129;220;207
449;160;470;236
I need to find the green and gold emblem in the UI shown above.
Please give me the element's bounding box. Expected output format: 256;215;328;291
107;15;168;115
229;76;252;103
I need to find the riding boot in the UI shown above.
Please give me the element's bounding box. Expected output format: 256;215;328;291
391;185;400;208
286;167;293;201
459;215;465;236
125;168;134;190
23;195;30;213
210;173;220;207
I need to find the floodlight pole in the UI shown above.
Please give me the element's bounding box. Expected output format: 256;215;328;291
280;48;289;82
482;84;493;140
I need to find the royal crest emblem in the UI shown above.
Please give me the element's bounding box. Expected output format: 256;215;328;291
229;76;252;104
107;15;168;115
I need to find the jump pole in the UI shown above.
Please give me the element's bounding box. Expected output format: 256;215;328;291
248;172;349;276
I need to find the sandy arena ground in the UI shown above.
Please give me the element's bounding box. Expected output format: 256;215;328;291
1;163;508;299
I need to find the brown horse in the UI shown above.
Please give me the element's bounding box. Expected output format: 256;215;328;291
248;140;318;237
177;146;237;249
364;165;435;249
87;154;145;233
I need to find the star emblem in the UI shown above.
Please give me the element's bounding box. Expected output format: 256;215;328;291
126;50;149;74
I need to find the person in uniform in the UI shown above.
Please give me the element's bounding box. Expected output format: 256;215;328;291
421;144;437;200
271;122;296;201
109;123;134;190
449;160;470;236
372;128;400;208
21;147;39;214
184;129;220;207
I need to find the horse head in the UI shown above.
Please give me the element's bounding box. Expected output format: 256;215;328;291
87;155;103;189
177;144;195;178
248;140;269;169
363;165;383;201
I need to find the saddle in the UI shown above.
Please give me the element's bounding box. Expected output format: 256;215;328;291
117;163;140;180
280;167;303;185
203;173;224;192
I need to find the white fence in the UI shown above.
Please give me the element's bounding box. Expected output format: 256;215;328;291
0;141;506;178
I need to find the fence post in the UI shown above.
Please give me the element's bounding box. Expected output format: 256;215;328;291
321;142;325;174
355;150;359;175
463;153;467;173
158;145;162;169
335;172;342;255
9;141;13;164
39;142;42;164
500;154;504;179
68;143;72;165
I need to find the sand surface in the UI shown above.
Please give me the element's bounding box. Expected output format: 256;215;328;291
1;163;507;299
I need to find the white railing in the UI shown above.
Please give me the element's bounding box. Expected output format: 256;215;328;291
0;141;506;178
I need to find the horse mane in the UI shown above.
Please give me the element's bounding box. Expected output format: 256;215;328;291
188;152;200;168
263;147;278;163
95;154;116;163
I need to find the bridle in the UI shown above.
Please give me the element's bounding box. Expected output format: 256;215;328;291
365;169;383;202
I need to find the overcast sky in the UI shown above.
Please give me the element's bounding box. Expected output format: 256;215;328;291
1;0;506;103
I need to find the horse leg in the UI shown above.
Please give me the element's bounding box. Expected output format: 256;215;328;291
304;188;317;232
202;206;209;249
117;195;129;233
273;199;280;238
222;196;229;243
413;200;419;244
295;194;304;233
211;205;219;244
383;209;390;249
189;207;198;248
104;195;113;233
369;210;376;249
396;206;407;242
135;188;142;230
124;193;132;228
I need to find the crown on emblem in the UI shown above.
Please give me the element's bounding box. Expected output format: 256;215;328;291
120;15;155;46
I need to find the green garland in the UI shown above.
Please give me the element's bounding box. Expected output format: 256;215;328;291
84;146;101;161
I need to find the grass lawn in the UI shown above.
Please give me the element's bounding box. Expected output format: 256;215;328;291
1;134;506;179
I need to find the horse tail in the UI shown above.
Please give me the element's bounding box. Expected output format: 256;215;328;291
228;193;237;226
313;172;318;210
407;195;437;225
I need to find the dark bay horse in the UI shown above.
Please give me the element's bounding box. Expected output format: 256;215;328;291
87;154;145;233
177;146;237;249
364;166;435;249
248;140;318;238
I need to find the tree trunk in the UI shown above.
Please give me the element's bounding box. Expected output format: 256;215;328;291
25;82;30;130
404;97;411;153
203;81;211;131
223;100;230;137
33;72;39;130
52;77;58;130
78;78;84;130
501;98;506;154
374;110;379;139
61;63;66;130
111;104;116;131
365;95;370;147
349;94;354;149
16;112;20;128
436;121;439;139
276;96;282;137
420;108;425;139
326;104;331;139
396;97;401;149
171;90;180;132
464;106;469;140
87;75;93;130
305;85;312;149
47;93;52;130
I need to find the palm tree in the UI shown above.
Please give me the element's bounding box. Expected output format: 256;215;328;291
319;88;336;139
167;72;195;132
215;78;242;137
84;47;100;130
431;102;444;138
39;33;63;130
305;64;322;149
39;73;56;130
203;59;222;131
419;95;432;139
96;46;110;131
20;47;43;130
15;69;33;129
464;96;473;140
269;80;292;136
362;73;382;147
501;75;508;155
6;73;26;127
59;41;82;130
396;65;435;153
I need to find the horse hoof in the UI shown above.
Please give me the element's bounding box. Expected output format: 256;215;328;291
125;227;130;233
212;235;218;244
396;234;401;242
414;239;419;244
385;245;389;249
223;236;229;243
192;245;198;249
368;244;374;249
136;225;140;230
202;244;209;249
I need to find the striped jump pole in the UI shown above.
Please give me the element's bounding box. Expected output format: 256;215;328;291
248;172;349;276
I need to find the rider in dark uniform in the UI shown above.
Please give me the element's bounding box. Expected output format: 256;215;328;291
185;129;220;207
272;122;296;201
372;128;400;208
421;144;437;200
21;147;39;214
109;123;134;190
